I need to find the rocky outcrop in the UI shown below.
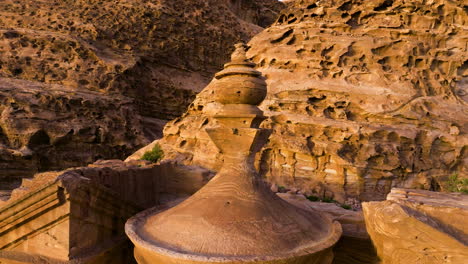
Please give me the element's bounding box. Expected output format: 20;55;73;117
0;78;147;194
227;0;287;28
0;0;284;188
0;0;283;121
362;188;468;264
129;0;467;202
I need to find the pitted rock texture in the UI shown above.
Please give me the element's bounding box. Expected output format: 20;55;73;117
0;0;283;120
0;78;146;195
0;0;284;189
128;0;467;202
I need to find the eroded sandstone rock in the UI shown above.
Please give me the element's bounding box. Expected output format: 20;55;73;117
0;0;284;191
129;0;467;202
362;188;468;264
0;0;283;121
0;78;147;195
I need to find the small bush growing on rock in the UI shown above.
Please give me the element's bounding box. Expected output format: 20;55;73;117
322;197;336;203
304;194;353;210
306;195;320;202
141;143;164;163
446;173;468;194
341;204;352;210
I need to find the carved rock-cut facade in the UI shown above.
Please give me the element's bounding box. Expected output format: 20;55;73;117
0;160;213;263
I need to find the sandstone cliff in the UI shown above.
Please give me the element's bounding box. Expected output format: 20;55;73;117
130;0;467;202
0;78;146;195
0;0;284;188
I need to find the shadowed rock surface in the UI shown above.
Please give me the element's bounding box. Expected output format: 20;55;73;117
129;0;467;202
278;193;378;264
0;0;285;189
0;159;213;263
0;78;146;196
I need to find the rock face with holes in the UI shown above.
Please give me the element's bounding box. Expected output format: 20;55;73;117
0;0;283;122
0;0;284;189
0;78;147;194
362;188;468;264
128;0;467;202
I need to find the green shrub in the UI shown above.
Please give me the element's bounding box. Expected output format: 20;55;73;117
140;143;164;163
341;204;352;210
322;197;336;203
304;194;352;210
446;173;468;194
306;195;320;202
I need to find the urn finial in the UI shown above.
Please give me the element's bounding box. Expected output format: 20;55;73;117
212;43;266;108
230;42;248;63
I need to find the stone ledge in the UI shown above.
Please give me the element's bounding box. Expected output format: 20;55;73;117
363;188;468;264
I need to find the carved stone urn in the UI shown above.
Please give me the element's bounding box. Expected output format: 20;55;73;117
125;44;342;264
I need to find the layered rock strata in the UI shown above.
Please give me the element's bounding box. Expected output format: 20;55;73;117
129;0;468;202
0;0;284;188
0;160;213;263
362;188;468;264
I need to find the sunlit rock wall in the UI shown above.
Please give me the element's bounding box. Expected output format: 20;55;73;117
0;0;284;184
131;0;467;202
